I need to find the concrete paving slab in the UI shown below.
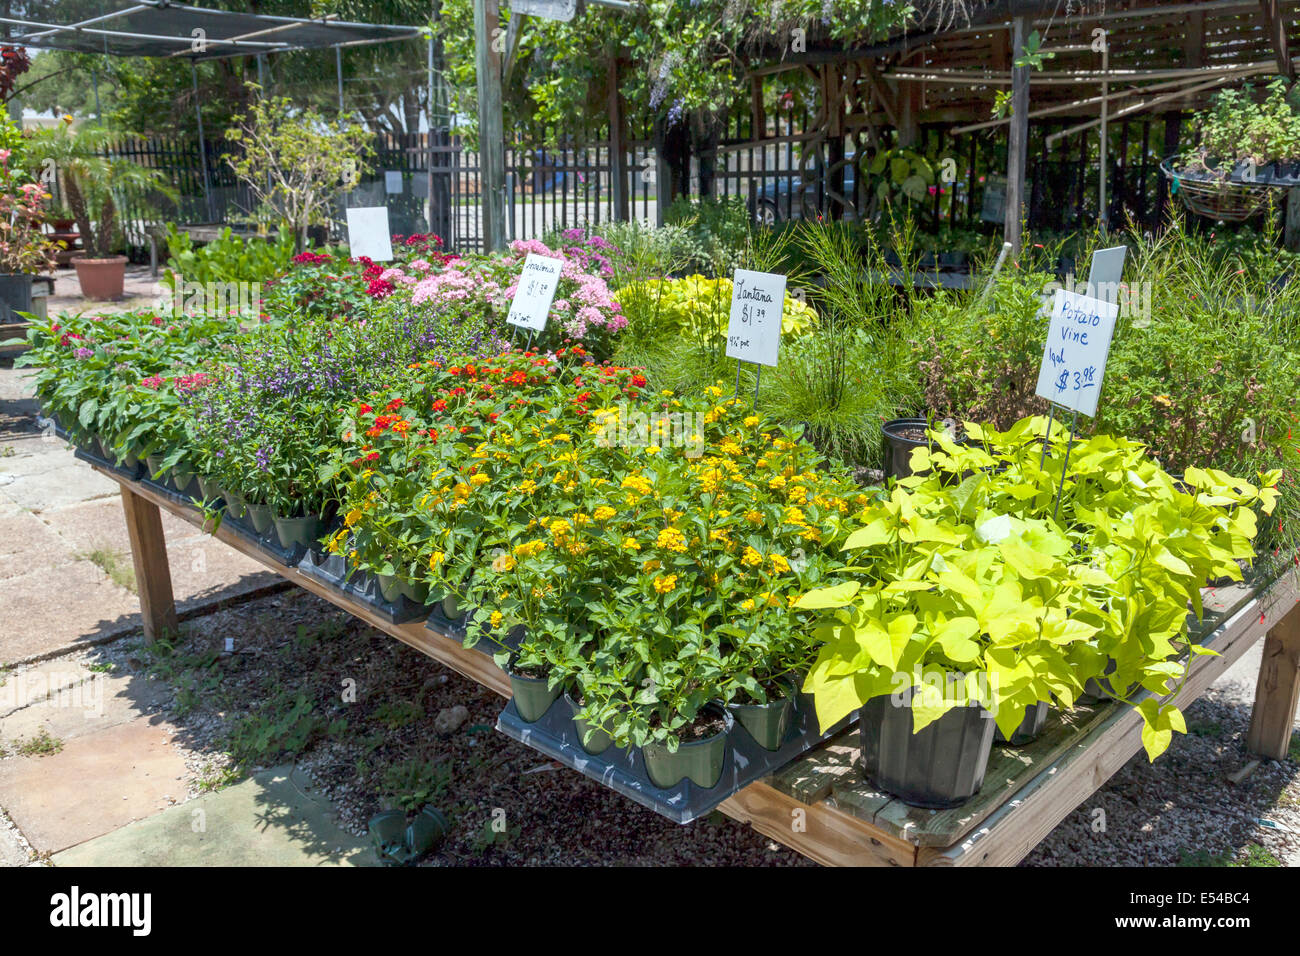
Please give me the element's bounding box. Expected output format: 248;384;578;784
0;511;75;581
51;764;376;867
1;670;172;746
0;658;97;717
0;717;189;854
0;460;120;513
0;559;140;665
0;820;29;866
38;495;198;556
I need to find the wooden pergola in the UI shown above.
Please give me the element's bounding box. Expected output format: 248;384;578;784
742;0;1300;247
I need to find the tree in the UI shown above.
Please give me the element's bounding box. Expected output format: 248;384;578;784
224;88;374;248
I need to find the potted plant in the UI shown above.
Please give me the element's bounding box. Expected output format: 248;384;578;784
796;417;1277;806
1166;78;1300;221
0;147;58;321
29;117;172;299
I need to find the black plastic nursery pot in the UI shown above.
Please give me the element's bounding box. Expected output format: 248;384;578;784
243;501;275;535
882;418;931;479
994;700;1050;746
642;705;732;790
727;684;795;751
508;665;563;722
564;692;614;755
272;511;324;551
375;572;404;604
860;690;995;809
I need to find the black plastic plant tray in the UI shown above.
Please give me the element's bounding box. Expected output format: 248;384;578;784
495;693;857;825
296;551;430;625
72;443;143;482
424;607;470;642
209;508;301;567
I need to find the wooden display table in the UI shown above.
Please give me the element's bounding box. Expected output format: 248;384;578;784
95;463;1300;867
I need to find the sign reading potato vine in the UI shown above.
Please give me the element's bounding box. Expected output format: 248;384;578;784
1034;288;1120;418
507;253;564;332
725;269;787;368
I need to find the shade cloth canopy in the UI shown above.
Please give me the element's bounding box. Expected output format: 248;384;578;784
0;0;423;60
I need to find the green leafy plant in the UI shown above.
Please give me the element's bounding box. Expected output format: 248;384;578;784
797;416;1278;760
28;117;174;258
225;86;374;248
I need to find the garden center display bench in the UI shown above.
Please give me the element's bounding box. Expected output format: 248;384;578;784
92;462;1300;868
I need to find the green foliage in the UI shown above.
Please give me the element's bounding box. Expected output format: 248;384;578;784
798;417;1278;761
226;690;327;766
162;224;298;290
27;119;174;257
1182;78;1300;171
379;758;451;813
224;87;374;242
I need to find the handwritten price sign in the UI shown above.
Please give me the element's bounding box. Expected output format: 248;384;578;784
725;269;786;368
506;253;564;332
1034;288;1119;418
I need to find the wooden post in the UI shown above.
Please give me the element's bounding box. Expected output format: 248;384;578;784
1004;16;1031;253
473;0;507;252
1246;601;1300;760
608;55;629;222
1259;0;1295;80
120;487;178;644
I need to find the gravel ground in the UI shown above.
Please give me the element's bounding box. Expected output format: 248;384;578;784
73;589;1300;867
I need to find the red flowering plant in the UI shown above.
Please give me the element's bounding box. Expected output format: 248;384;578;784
322;350;649;605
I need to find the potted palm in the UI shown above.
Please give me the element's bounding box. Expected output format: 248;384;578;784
30;117;172;300
0;147;58;321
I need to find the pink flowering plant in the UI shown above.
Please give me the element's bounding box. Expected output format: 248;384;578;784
498;238;627;358
0;147;58;275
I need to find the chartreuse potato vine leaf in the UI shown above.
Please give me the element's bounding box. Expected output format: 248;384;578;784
798;416;1279;761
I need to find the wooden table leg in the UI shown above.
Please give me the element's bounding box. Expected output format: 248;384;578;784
1246;601;1300;760
120;485;178;644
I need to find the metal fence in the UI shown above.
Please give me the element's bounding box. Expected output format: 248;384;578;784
94;113;1183;258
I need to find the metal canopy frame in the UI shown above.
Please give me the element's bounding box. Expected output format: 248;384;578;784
0;1;423;61
2;1;430;226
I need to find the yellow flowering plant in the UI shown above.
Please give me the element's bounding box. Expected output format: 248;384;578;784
463;382;865;751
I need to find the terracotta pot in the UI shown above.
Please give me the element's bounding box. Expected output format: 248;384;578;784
74;256;127;300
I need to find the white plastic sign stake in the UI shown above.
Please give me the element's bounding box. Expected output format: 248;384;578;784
345;207;393;262
507;253;564;332
725;269;787;368
1034;288;1119;418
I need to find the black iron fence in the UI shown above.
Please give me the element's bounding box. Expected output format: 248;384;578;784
90;113;1182;258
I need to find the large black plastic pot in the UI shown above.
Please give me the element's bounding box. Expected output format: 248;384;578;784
860;691;995;808
994;700;1050;745
882;418;931;479
642;705;732;789
0;273;34;322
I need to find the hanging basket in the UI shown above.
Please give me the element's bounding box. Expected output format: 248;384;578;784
1160;159;1274;223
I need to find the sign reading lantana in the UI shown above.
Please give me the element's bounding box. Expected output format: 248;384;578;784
725;269;787;368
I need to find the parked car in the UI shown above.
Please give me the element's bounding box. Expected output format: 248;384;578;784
750;157;857;225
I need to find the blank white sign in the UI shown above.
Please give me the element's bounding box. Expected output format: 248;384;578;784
725;269;787;368
345;207;393;262
384;170;404;194
507;253;564;331
1034;288;1120;418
